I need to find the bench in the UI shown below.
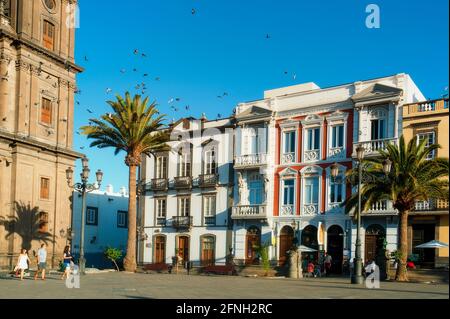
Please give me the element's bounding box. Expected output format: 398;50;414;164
202;265;236;276
143;263;170;273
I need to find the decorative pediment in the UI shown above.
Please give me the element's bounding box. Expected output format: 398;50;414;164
278;167;298;178
279;118;299;130
201;138;218;147
301;114;323;127
352;83;403;104
300;165;322;175
326;110;348;124
236;105;273;119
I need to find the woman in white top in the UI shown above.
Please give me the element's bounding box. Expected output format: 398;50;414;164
15;249;31;281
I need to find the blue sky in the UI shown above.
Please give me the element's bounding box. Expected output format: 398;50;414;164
73;0;449;190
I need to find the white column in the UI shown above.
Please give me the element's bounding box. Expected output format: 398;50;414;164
393;102;399;139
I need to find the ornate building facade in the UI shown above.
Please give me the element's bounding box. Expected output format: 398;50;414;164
0;0;82;269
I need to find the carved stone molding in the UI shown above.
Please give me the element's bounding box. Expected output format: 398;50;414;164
0;52;12;64
15;60;31;72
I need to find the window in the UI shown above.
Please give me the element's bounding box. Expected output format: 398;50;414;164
331;125;344;148
306;128;320;151
304;177;319;205
248;173;263;205
178;197;190;217
418;132;436;160
41;98;52;125
284;131;296;154
156;156;168;179
86;207;98;226
178;151;191;177
282;179;295;206
330;177;343;204
117;211;128;228
156;199;167;218
156;198;167;225
39;212;49;233
204;149;216;175
43;20;55;50
203;195;216;225
40;177;50;200
371;119;386;140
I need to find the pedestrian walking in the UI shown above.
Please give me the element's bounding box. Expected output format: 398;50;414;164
324;252;332;277
15;249;31;281
61;246;73;280
34;243;47;281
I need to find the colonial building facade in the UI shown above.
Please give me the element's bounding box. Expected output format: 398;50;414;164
0;0;82;269
139;117;234;267
402;98;449;267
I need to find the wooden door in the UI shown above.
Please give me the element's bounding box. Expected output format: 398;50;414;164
279;226;294;266
178;236;189;263
246;228;260;265
365;235;377;263
154;236;166;264
201;237;215;266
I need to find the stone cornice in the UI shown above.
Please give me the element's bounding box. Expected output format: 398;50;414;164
0;130;83;160
0;29;84;73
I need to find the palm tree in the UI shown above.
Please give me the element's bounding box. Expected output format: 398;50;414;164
344;136;449;281
81;92;170;272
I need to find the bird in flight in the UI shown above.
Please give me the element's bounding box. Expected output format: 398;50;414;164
120;69;126;74
223;92;229;97
76;101;80;105
106;88;112;94
86;109;93;114
217;114;222;119
84;56;89;61
133;68;138;72
142;53;147;58
155;77;160;81
266;34;271;39
185;105;190;111
293;73;297;80
134;49;139;55
168;98;174;104
191;8;196;15
143;73;149;77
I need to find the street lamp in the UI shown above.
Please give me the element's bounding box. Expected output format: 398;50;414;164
352;145;365;284
66;156;103;275
383;158;392;175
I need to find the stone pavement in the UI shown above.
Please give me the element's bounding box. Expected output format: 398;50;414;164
0;272;448;299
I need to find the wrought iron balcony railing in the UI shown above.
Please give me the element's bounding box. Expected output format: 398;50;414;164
174;176;192;189
198;174;218;188
172;216;193;229
150;178;168;191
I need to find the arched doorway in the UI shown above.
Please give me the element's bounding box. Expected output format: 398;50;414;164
279;226;294;266
154;235;166;264
327;225;344;274
177;236;190;265
201;236;216;266
365;224;386;264
246;226;261;265
301;225;319;262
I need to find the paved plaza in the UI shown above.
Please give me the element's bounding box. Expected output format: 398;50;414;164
0;272;448;299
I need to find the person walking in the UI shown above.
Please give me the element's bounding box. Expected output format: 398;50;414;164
15;249;31;281
324;252;332;277
34;244;47;281
61;246;73;280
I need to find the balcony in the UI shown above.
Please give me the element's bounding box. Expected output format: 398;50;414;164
150;178;168;191
231;205;267;220
235;153;268;169
204;216;216;225
304;150;320;162
156;217;167;226
281;153;296;165
353;138;398;157
280;204;295;216
404;99;449;117
302;204;319;216
328;146;345;160
172;216;193;229
414;199;449;213
362;201;397;216
198;174;218;188
174;176;192;189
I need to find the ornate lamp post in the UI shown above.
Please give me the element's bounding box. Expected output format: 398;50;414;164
66;156;103;275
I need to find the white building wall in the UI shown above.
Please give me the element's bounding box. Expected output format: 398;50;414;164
72;187;129;268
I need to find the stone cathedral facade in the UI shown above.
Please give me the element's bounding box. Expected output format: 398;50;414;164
0;0;82;269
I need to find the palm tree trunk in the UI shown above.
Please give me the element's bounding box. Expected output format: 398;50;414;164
123;164;137;272
395;210;409;281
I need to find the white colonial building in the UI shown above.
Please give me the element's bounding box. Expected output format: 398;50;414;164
139;117;234;268
72;185;129;269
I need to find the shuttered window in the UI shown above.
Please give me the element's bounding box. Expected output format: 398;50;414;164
43;20;55;50
41;98;52;125
40;177;50;200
